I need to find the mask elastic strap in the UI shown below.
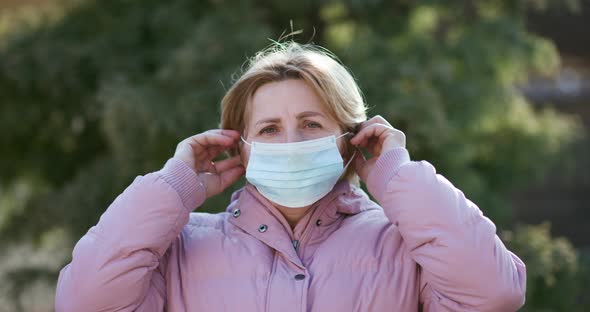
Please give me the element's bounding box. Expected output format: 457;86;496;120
240;136;252;146
337;149;357;182
337;130;356;179
337;132;350;140
338;131;354;176
344;150;356;170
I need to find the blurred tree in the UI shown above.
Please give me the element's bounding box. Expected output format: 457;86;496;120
504;223;590;311
0;0;583;310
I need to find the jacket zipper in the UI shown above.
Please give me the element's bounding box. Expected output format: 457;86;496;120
296;193;343;259
293;212;322;312
294;208;324;260
264;250;279;312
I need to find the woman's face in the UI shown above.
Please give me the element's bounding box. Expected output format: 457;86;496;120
240;79;346;167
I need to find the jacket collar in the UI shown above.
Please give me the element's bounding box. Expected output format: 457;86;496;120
226;181;378;268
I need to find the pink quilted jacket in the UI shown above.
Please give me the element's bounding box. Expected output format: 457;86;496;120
55;147;526;311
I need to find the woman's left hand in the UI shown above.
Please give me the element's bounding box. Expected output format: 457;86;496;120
350;115;406;183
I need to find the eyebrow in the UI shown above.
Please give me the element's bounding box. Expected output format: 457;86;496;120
297;111;326;119
255;118;281;127
254;111;326;127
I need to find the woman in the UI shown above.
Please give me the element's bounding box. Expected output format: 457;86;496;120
55;42;526;311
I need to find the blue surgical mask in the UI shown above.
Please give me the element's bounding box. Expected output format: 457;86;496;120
241;133;354;208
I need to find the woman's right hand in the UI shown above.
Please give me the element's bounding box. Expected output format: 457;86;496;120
173;129;244;198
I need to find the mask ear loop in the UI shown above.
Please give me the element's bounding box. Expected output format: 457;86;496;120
337;131;355;169
336;149;357;181
240;136;252;146
343;149;356;169
336;132;350;140
337;131;356;180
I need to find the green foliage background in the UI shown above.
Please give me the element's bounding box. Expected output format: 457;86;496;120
0;0;587;310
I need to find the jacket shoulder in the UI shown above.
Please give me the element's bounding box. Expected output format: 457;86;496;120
334;198;408;258
170;212;238;258
338;191;391;228
183;211;231;233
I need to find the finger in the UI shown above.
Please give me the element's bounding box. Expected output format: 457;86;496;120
364;127;390;152
194;148;225;168
351;114;394;140
218;129;242;138
357;116;406;150
189;131;239;150
198;129;241;139
350;123;392;148
202;145;229;161
177;140;227;165
195;160;217;173
195;146;239;173
190;135;239;161
352;115;392;135
183;129;239;147
218;165;245;191
197;155;242;181
369;115;392;127
350;121;391;145
213;155;242;172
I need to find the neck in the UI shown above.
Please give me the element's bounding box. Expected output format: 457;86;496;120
274;203;314;229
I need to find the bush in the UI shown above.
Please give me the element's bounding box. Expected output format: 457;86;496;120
503;223;590;311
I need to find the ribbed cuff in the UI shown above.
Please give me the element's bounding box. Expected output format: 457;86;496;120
158;158;207;210
366;147;411;202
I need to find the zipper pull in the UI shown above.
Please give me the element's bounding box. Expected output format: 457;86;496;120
293;239;300;251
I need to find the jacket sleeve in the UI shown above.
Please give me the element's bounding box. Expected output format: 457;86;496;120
55;158;207;312
366;147;526;312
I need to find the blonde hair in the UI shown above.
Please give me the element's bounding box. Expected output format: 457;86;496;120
220;41;367;183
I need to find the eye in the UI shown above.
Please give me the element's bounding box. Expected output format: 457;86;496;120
305;121;322;129
259;126;278;134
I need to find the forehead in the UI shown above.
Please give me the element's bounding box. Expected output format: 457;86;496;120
248;79;328;121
